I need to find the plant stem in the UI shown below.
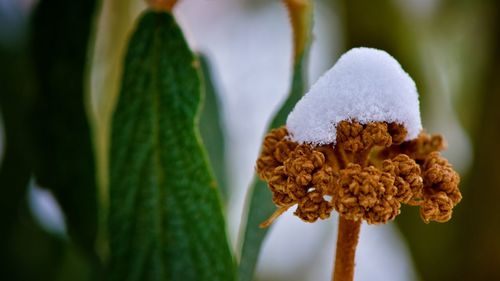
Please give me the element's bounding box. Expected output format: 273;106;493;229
259;203;294;228
146;0;177;11
332;216;361;281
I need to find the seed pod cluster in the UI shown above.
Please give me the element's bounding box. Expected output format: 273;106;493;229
256;121;461;225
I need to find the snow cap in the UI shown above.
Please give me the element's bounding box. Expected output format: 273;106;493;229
286;47;422;145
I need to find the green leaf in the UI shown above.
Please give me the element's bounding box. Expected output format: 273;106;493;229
0;49;38;280
109;11;235;281
29;0;99;257
237;57;309;281
198;54;229;202
236;180;274;281
0;28;95;281
237;3;313;280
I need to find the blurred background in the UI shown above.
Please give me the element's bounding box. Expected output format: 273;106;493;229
1;0;499;280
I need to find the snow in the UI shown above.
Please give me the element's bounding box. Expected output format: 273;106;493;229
287;47;422;146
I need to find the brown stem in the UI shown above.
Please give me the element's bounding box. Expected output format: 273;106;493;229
331;145;369;281
259;203;294;228
332;216;361;281
147;0;178;12
354;145;373;167
335;144;350;168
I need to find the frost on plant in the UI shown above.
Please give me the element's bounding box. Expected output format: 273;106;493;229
287;47;422;145
256;47;461;226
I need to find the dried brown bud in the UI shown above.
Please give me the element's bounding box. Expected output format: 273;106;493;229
256;127;296;181
312;165;336;195
382;154;423;203
256;127;335;210
272;190;295;207
337;121;405;153
285;177;308;200
420;191;455;223
337;121;364;152
419;152;461;223
388;123;407;144
401;133;446;161
294;190;334;222
332;164;400;224
268;166;287;193
362;122;392;147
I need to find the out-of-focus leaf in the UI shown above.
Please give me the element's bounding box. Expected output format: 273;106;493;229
236;179;274;281
237;59;308;281
29;0;99;258
237;2;313;280
0;46;34;235
0;42;93;281
198;54;229;202
0;46;37;280
109;11;235;281
454;8;500;279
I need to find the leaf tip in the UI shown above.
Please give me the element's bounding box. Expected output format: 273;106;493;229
282;0;313;61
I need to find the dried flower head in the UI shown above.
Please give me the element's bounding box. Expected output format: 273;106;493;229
256;123;461;226
256;48;461;227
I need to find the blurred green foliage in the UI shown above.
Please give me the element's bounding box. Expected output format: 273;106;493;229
199;54;229;202
0;0;99;279
29;0;99;256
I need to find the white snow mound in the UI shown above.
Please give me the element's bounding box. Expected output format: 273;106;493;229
286;47;422;145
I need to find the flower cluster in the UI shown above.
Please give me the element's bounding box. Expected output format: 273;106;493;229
256;121;461;225
256;127;336;222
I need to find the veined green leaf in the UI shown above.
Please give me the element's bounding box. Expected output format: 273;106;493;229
109;11;235;281
198;54;229;202
237;2;313;280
